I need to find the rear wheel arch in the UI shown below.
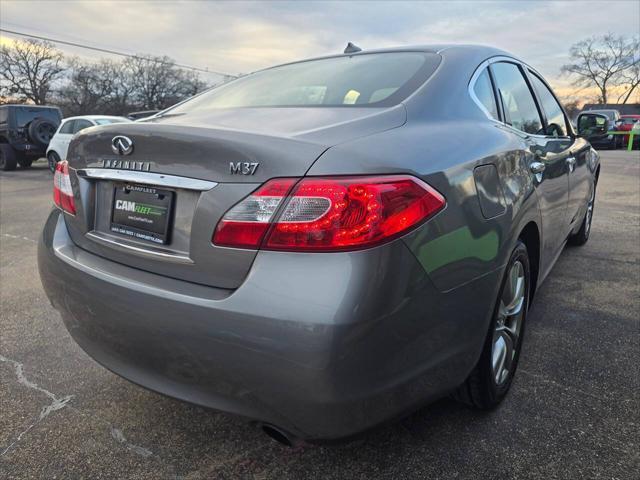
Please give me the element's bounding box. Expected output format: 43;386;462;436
518;221;540;305
47;150;61;173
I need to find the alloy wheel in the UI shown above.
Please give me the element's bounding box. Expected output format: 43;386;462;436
584;187;595;236
492;260;526;385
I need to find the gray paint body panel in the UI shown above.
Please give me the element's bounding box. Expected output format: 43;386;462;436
474;164;506;219
38;44;599;440
39;210;500;439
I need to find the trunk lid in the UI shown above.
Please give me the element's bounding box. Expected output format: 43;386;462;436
63;106;405;288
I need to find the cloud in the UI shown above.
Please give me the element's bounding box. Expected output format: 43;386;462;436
1;0;638;95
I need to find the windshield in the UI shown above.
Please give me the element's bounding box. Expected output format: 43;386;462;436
94;118;130;125
15;108;60;127
171;52;440;112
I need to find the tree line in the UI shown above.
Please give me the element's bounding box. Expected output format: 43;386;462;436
1;34;639;118
0;38;211;116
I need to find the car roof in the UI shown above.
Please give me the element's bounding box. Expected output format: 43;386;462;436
621;114;640;117
62;115;129;121
0;104;60;109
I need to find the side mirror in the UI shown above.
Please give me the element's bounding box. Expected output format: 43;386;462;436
577;113;609;138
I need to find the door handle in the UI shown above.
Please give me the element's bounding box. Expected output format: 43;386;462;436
530;161;546;174
566;157;576;172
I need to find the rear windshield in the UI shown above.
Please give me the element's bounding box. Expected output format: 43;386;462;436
171;52;440;112
15;108;60;127
94;118;129;125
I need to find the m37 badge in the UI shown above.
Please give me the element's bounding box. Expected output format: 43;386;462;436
229;162;259;175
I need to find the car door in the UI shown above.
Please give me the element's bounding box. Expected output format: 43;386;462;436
52;119;75;159
528;71;590;233
490;61;571;272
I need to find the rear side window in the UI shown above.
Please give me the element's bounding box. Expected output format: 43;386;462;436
171;52;441;111
491;62;543;135
59;120;75;134
529;72;568;137
473;69;499;120
73;119;93;133
16;108;61;127
94;118;129;125
0;108;7;123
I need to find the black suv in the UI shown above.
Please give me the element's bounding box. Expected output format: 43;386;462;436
0;105;62;171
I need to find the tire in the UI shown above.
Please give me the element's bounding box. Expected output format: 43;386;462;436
27;117;58;148
568;183;596;246
454;241;530;409
18;155;33;169
0;144;18;171
47;151;61;173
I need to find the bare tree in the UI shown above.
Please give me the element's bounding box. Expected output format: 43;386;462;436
0;39;66;104
616;58;640;104
1;39;208;113
123;55;206;110
562;34;639;104
57;59;110;114
560;98;582;120
57;55;208;115
58;59;137;115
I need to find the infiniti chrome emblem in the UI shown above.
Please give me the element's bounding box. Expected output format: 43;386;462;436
111;135;134;156
98;159;151;171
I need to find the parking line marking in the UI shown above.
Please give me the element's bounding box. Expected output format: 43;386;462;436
1;233;36;243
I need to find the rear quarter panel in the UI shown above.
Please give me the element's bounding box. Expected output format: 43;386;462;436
307;119;541;293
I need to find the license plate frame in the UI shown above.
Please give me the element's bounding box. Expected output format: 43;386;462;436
110;183;174;245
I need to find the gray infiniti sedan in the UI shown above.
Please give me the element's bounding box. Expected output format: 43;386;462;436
38;45;601;445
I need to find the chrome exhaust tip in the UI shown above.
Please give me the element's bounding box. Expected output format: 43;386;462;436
259;423;300;447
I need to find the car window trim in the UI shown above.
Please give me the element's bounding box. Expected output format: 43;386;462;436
486;66;504;123
470;66;502;122
492;60;546;136
469;55;574;139
526;69;573;139
469;64;500;121
518;64;548;134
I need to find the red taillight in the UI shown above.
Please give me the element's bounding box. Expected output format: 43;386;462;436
53;160;76;215
214;175;445;251
213;178;297;248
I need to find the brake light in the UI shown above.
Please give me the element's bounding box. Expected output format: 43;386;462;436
213;178;297;248
213;175;445;251
53;160;76;215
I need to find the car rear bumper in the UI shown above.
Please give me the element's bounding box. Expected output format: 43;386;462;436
38;209;500;440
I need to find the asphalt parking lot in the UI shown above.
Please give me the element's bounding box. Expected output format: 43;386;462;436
1;151;638;479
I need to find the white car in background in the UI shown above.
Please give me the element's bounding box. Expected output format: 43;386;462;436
46;115;131;172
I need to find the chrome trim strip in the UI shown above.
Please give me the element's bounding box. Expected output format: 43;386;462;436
76;168;217;191
86;231;194;264
468;55;573;140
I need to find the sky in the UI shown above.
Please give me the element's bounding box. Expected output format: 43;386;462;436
1;0;639;100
